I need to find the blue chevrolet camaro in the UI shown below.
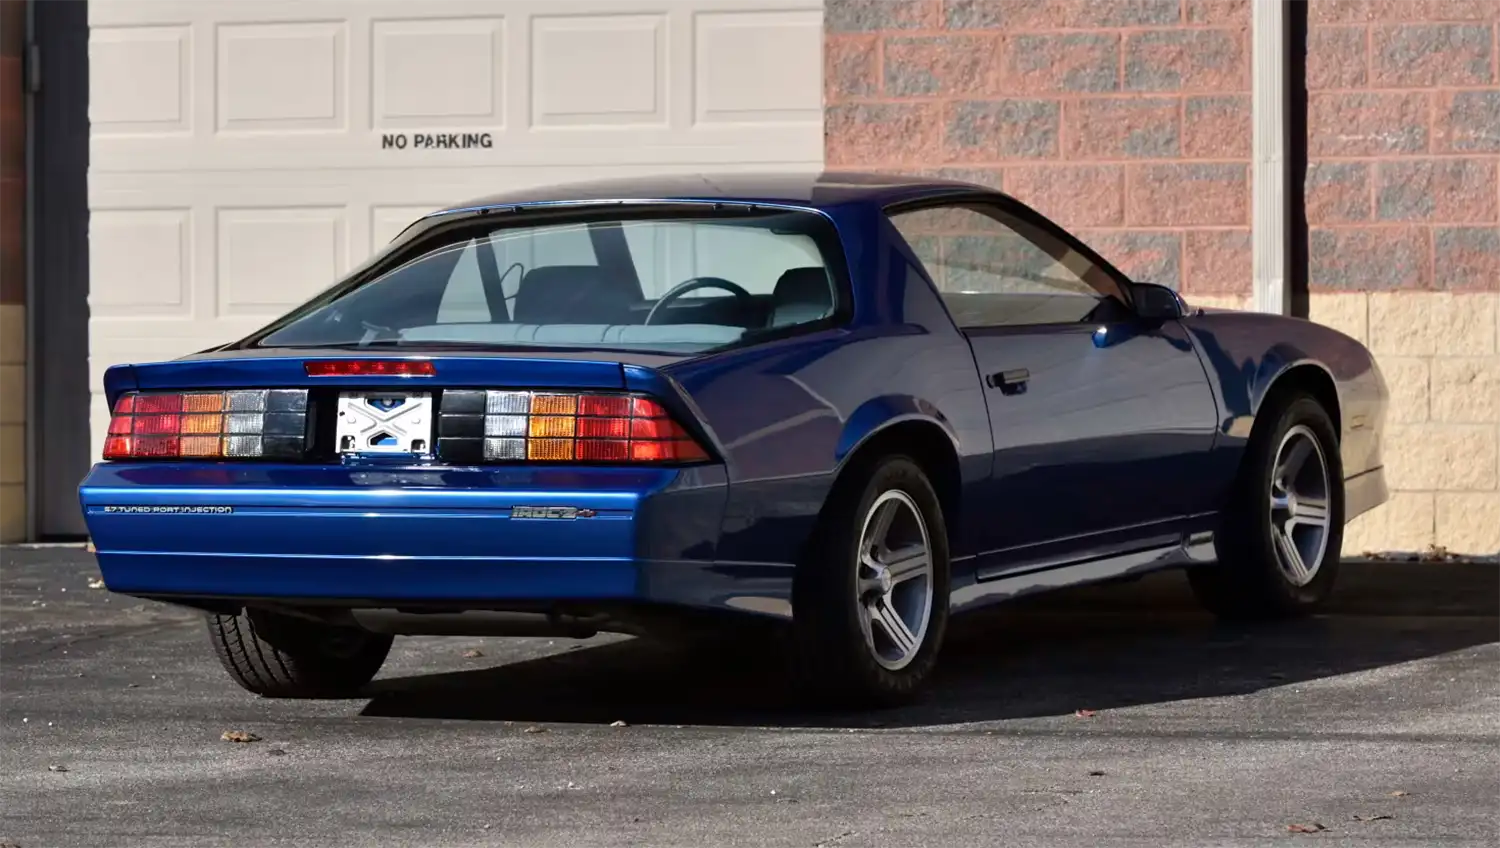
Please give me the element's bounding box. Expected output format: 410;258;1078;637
80;172;1390;706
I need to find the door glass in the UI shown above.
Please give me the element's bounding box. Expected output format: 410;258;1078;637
889;205;1123;328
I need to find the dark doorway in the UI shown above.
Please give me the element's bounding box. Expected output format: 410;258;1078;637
28;0;89;538
1288;0;1309;319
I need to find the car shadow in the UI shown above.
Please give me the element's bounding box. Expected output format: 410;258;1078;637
359;561;1498;729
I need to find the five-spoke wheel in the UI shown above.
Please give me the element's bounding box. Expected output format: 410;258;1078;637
793;454;950;706
855;490;934;671
1189;392;1345;620
1268;424;1333;587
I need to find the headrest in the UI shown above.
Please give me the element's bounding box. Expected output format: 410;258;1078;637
513;265;634;324
770;267;833;327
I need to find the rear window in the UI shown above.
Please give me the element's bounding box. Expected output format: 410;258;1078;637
250;209;844;354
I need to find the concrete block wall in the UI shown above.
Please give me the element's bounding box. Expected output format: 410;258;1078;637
825;0;1254;296
825;0;1499;554
1305;0;1500;555
0;0;25;542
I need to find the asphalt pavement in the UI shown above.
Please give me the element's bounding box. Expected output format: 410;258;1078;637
1;546;1496;847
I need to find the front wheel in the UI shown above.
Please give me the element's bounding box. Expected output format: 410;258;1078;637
207;608;393;698
1189;393;1345;620
792;456;951;706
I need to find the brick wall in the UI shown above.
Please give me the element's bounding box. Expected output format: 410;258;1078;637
0;0;25;542
1304;0;1500;555
825;0;1253;298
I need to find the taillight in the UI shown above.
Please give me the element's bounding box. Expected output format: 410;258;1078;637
103;390;309;460
437;391;710;465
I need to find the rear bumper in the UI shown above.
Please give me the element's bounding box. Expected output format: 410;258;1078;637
79;462;793;620
100;553;795;619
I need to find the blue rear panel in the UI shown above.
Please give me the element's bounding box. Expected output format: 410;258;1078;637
80;463;730;604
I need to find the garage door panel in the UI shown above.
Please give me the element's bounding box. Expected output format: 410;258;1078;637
216;206;350;318
89;0;821;173
373;17;506;130
88;0;823;460
89;24;192;136
216;21;349;134
693;9;823;125
89;208;194;319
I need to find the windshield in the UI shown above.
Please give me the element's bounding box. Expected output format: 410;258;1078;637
250;209;844;354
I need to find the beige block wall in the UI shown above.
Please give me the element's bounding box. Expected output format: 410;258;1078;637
1186;292;1499;555
1310;292;1500;556
0;303;23;541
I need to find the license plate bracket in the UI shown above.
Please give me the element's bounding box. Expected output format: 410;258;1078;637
335;392;435;456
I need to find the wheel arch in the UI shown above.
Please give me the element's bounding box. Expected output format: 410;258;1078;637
1252;359;1343;443
818;409;963;554
1234;360;1346;497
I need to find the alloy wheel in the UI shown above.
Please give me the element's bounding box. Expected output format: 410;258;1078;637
855;490;934;670
1268;424;1333;587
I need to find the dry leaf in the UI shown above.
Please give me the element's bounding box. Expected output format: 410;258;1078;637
522;725;548;734
609;720;628;727
1418;545;1455;563
221;730;261;743
1352;814;1393;822
461;649;484;658
1388;790;1409;798
1287;822;1326;833
1073;709;1097;718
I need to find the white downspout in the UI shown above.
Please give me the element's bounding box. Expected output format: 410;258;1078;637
1251;0;1289;315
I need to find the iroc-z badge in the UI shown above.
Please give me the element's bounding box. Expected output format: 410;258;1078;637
510;506;597;520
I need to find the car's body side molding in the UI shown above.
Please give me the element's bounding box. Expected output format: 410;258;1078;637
951;529;1218;614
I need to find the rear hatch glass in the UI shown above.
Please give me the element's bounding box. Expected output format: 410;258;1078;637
243;207;848;356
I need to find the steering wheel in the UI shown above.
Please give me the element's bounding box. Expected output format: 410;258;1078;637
644;277;754;326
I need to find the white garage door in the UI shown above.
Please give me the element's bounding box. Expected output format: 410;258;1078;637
86;0;825;455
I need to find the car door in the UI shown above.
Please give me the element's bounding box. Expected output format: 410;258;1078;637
888;200;1220;576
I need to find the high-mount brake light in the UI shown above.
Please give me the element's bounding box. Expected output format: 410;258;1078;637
437;391;711;465
103;390;309;460
304;360;435;377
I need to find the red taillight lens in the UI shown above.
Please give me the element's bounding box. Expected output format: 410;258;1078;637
103;390;308;461
304;360;435;377
444;390;711;465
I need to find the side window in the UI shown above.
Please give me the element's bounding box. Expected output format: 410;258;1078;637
888;204;1125;328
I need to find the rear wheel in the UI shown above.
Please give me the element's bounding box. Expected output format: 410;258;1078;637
792;456;950;706
207;608;392;698
1189;394;1344;620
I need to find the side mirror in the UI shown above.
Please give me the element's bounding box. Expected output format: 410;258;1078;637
1130;282;1186;320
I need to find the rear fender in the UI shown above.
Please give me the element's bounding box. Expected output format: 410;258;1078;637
834;394;961;466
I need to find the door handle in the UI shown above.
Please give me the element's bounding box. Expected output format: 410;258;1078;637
987;368;1029;395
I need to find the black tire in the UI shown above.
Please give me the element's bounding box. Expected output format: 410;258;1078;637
207;608;393;698
792;455;951;707
1189;393;1345;620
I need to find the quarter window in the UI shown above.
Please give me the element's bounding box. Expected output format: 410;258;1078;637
888;204;1127;328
